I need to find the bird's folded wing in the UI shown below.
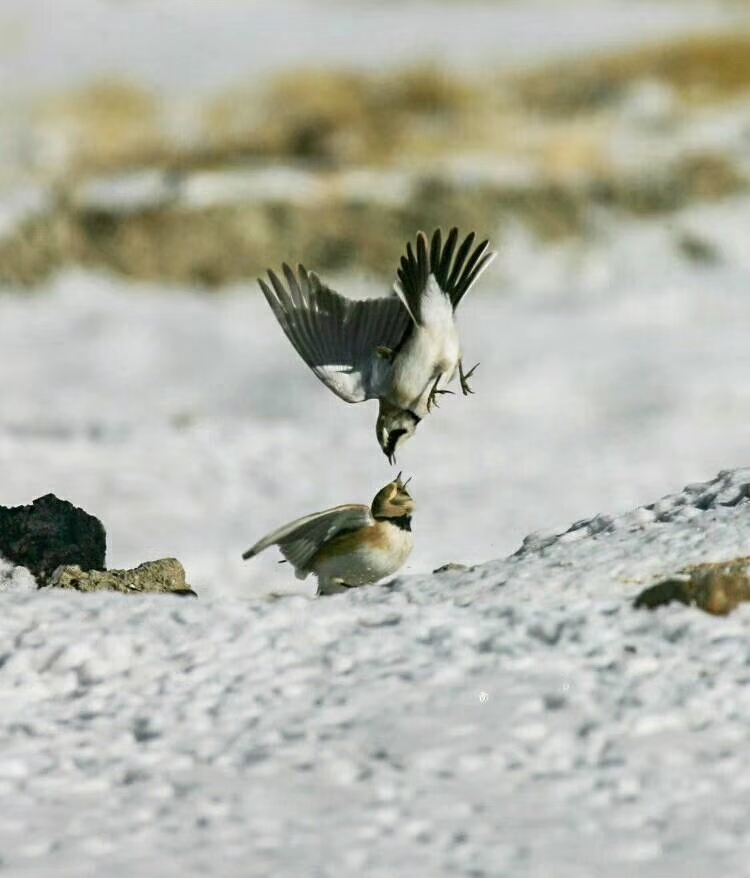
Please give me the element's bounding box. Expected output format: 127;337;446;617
260;265;411;402
394;227;496;317
242;503;373;573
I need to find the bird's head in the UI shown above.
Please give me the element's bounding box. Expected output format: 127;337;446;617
376;400;420;465
371;472;415;520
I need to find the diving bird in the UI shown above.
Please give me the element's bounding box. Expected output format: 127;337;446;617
242;475;414;595
259;227;496;463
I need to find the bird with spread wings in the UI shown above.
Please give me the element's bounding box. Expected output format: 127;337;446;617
259;227;495;463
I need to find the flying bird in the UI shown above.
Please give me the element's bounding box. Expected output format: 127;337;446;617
259;227;496;463
242;475;415;595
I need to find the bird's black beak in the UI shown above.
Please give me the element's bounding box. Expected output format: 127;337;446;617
385;436;397;466
384;428;406;466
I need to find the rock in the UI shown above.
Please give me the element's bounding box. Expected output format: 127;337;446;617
0;494;106;585
432;562;471;574
48;558;196;597
633;578;692;611
634;557;750;615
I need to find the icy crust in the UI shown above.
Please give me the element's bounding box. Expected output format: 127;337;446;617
393;467;750;612
515;466;750;556
2;473;750;876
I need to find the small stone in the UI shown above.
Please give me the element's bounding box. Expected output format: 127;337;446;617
48;558;196;597
432;562;470;574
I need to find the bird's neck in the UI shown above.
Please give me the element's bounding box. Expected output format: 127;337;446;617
383;514;411;532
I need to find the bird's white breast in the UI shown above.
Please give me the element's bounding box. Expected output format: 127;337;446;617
388;274;460;410
312;521;413;587
390;322;460;411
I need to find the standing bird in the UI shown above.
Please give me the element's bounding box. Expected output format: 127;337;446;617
242;476;415;595
259;227;495;463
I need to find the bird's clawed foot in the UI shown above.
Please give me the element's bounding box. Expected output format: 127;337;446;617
426;374;454;413
459;360;479;395
318;579;350;596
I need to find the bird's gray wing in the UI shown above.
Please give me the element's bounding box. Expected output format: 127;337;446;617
260;265;411;402
394;227;496;318
242;503;373;574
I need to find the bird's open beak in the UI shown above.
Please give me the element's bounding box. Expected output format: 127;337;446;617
388;451;396;466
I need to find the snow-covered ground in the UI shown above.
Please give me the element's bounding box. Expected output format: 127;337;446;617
2;469;750;877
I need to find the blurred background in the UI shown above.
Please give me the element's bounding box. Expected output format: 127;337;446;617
2;0;750;597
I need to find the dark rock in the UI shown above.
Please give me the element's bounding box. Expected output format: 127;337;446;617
48;558;196;596
0;494;106;585
633;579;692;611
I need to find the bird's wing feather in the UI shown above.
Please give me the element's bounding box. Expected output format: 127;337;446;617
394;227;496;318
260;265;411;403
242;504;373;573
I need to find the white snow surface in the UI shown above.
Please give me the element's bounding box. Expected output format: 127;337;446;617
2;202;750;874
2;471;750;876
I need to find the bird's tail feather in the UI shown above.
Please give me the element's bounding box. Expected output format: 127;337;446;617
394;228;496;318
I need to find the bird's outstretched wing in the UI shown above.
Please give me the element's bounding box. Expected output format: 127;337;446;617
242;503;373;574
394;227;496;320
260;265;411;403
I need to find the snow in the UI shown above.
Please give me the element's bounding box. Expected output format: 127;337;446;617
1;196;750;873
2;471;750;876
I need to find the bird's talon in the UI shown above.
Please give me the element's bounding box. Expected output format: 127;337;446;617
426;388;453;412
459;361;479;395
